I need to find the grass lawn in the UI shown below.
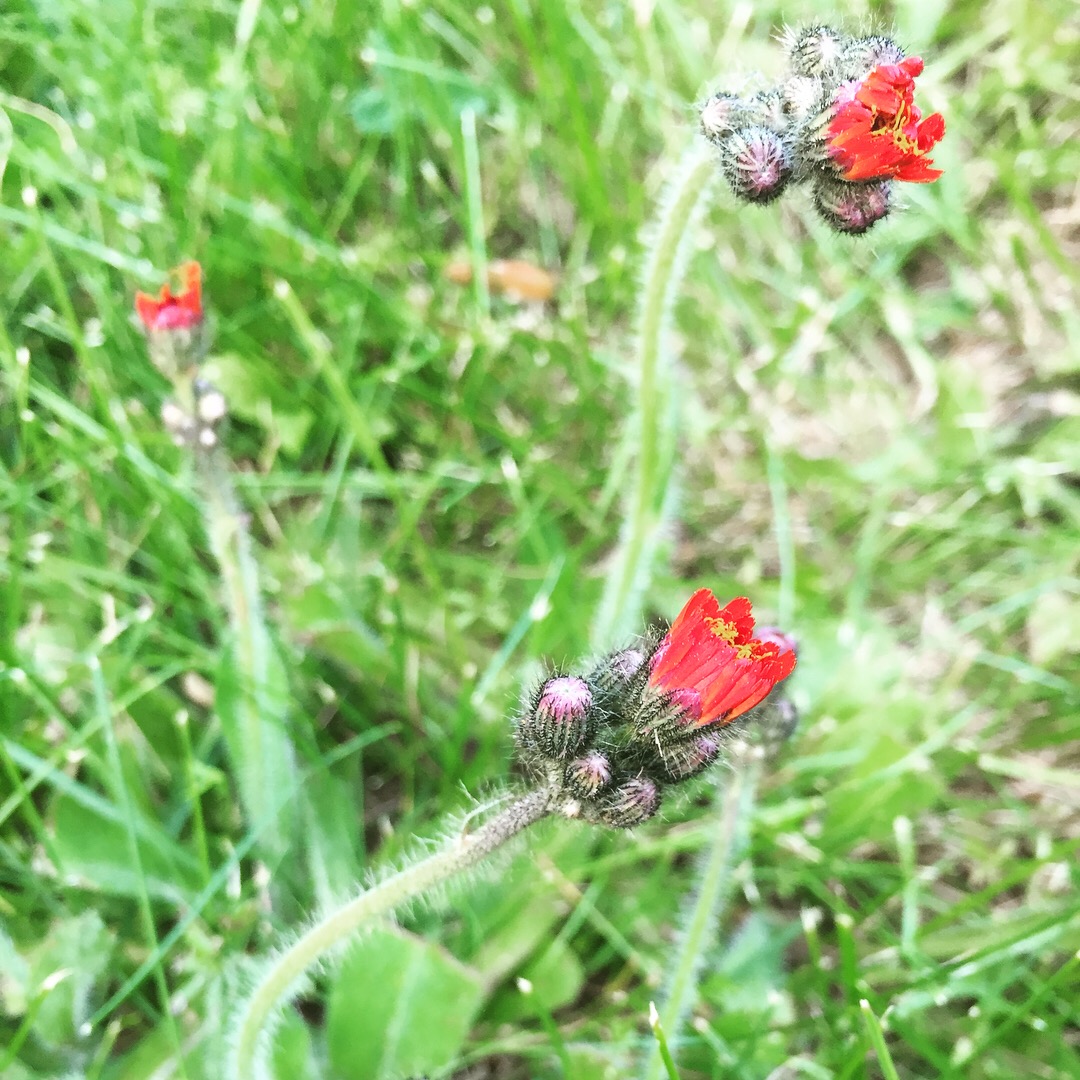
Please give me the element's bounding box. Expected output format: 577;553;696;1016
1;1;1078;1078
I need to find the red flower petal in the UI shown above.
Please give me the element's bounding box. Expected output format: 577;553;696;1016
135;261;204;332
826;55;945;185
649;590;796;727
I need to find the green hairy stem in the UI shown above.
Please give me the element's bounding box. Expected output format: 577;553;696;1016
592;139;716;647
229;787;555;1080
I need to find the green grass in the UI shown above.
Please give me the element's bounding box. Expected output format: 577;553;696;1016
2;0;1079;1078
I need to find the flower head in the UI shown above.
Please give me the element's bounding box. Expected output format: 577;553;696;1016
135;261;204;332
826;56;945;183
814;176;893;234
519;675;594;760
649;590;796;727
721;126;793;204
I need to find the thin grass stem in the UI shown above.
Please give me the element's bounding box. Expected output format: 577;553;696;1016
90;658;191;1080
642;763;758;1080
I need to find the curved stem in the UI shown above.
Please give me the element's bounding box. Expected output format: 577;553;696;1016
229;787;555;1080
642;763;759;1080
592;139;716;648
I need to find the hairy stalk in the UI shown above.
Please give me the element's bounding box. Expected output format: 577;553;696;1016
229;786;555;1080
194;431;299;869
592;139;716;647
642;762;759;1080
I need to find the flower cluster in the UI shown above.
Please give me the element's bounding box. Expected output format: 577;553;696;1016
134;261;226;448
516;590;796;828
700;26;945;233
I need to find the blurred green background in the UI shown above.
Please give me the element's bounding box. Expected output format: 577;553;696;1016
1;0;1078;1077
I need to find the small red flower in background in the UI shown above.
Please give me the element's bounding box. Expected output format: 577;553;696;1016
826;56;945;183
135;261;203;331
649;590;796;727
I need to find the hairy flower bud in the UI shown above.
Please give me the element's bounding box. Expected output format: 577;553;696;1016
814;176;892;234
720;126;792;205
588;647;646;697
754;627;798;657
841;35;904;78
747;89;787;132
597;777;660;829
753;695;800;757
520;676;593;760
700;92;746;143
782;75;824;120
658;733;723;782
565;751;612;798
783;24;844;77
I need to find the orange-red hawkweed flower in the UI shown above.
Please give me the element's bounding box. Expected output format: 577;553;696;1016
135;261;204;331
826;56;945;183
649;589;796;726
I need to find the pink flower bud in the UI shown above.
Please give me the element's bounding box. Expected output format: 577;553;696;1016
522;676;593;759
700;93;745;143
589;647;646;695
597;777;660;829
754;627;798;656
566;751;612;798
814;177;892;234
660;733;723;781
721;126;792;205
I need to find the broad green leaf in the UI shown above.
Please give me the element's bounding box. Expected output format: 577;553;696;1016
51;795;200;903
28;910;113;1048
522;933;585;1011
325;926;485;1079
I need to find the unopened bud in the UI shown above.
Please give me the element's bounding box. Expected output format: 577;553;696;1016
752;695;800;758
565;751;612;798
755;627;798;656
521;676;593;759
590;646;646;693
782;75;824;120
721;126;792;205
597;777;660;829
658;733;723;781
841;35;904;79
747;90;787;132
814;177;892;234
700;93;746;143
784;24;844;77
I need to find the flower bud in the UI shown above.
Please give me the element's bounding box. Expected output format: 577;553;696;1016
658;733;723;782
783;24;844;77
597;777;660;829
782;75;824;121
588;647;646;697
754;627;798;657
813;177;892;234
841;35;904;79
135;261;207;378
746;89;787;132
520;676;593;760
753;695;800;755
565;751;612;798
720;126;792;205
699;92;746;143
